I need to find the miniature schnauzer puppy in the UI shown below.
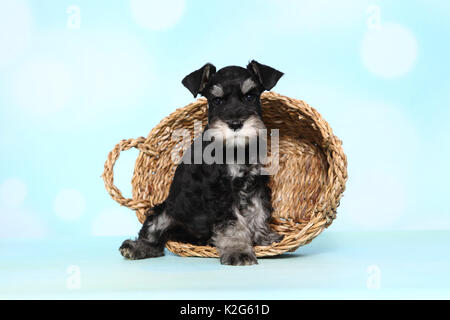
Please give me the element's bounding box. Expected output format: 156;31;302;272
120;60;284;265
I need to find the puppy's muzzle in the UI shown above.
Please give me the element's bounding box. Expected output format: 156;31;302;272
226;120;243;131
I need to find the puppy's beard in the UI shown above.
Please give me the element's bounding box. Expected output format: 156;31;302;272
206;115;266;147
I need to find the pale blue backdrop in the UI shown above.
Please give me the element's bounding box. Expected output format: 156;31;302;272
0;0;449;239
1;0;450;300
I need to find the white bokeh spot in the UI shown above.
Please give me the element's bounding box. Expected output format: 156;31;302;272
0;178;27;208
361;22;418;78
12;58;74;115
54;189;86;221
91;207;141;236
0;0;32;68
130;0;185;30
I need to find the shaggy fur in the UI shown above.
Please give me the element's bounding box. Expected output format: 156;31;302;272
120;60;284;266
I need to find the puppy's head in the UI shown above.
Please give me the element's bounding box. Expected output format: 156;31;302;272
182;60;283;143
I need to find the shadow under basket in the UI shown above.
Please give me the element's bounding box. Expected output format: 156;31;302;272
102;91;348;257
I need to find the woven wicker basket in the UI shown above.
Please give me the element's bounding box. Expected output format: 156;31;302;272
102;91;347;257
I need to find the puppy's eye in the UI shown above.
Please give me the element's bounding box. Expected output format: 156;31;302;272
212;97;224;105
245;94;256;102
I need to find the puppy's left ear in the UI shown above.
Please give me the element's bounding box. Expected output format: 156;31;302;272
247;60;283;91
182;63;216;97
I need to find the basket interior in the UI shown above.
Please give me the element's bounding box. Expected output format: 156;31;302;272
132;95;329;225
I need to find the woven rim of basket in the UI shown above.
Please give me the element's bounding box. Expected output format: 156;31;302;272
102;91;347;257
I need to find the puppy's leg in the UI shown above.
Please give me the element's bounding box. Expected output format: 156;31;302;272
119;207;172;260
253;224;284;246
213;212;257;266
247;191;284;246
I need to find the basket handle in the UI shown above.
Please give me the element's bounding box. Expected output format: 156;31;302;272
102;137;157;210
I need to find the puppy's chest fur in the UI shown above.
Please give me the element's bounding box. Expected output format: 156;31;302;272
227;164;268;224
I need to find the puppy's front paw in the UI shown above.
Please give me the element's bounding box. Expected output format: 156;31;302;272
220;251;258;266
119;239;139;260
255;232;284;246
119;239;164;260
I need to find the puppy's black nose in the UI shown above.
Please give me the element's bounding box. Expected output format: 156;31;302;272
227;120;243;131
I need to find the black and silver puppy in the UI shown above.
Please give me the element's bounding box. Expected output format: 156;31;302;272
120;60;284;265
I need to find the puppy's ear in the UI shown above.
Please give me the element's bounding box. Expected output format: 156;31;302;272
247;60;283;91
182;63;216;97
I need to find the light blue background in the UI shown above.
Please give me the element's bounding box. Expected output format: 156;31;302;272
0;0;449;299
